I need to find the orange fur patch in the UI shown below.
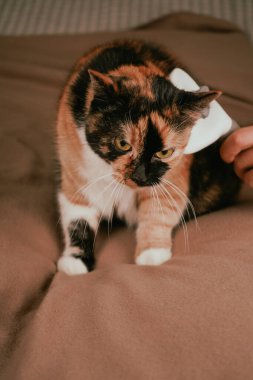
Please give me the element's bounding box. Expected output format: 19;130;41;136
57;90;89;206
110;65;156;99
135;154;193;256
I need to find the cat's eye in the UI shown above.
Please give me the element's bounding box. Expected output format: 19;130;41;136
114;137;131;152
154;148;175;159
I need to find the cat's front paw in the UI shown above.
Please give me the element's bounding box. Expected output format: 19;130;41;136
57;255;88;276
135;248;172;266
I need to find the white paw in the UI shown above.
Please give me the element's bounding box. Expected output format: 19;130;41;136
57;256;88;276
135;248;172;266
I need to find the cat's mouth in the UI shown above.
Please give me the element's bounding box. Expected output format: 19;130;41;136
117;176;160;189
128;178;157;188
113;171;161;189
125;178;141;189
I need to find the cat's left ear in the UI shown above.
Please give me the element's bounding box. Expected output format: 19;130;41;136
192;90;222;118
195;89;222;106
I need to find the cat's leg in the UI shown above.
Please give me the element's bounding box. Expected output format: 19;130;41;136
57;191;100;275
135;186;187;266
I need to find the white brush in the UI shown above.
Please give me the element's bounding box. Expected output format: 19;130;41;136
170;68;239;154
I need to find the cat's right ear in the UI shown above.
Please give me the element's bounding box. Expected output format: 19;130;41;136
88;69;118;92
86;69;119;113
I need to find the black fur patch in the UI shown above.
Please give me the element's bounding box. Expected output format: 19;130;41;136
130;117;168;186
68;219;95;271
152;75;175;108
144;117;164;158
85;102;132;162
188;140;241;217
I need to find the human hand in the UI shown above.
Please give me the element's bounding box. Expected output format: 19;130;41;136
220;125;253;188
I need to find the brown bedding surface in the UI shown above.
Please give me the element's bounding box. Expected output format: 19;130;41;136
0;12;253;380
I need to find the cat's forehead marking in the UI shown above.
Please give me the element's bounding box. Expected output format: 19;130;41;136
149;111;174;149
149;112;189;151
143;116;164;157
125;113;171;154
150;112;168;133
127;116;146;141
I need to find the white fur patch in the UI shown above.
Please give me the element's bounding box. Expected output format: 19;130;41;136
57;256;88;275
77;130;137;225
116;184;138;226
135;248;172;266
58;192;99;232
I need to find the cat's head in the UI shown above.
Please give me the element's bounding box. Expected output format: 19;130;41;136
83;67;220;188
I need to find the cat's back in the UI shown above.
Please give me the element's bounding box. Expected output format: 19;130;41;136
72;39;177;77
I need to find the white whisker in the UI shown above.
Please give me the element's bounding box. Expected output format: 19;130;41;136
152;184;159;213
156;183;179;223
162;178;199;231
161;178;191;221
152;183;165;219
93;179;121;247
158;182;189;252
150;185;156;217
74;173;113;198
108;179;123;234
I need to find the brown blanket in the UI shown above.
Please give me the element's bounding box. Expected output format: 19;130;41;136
1;13;253;380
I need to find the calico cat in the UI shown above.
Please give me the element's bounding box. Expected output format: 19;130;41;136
56;39;240;275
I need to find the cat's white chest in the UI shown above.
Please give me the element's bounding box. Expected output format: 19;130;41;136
83;174;137;225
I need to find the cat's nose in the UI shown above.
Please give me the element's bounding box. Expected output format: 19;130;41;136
130;164;148;186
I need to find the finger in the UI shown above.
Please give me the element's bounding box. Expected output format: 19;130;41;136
242;169;253;189
220;126;253;163
234;147;253;178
